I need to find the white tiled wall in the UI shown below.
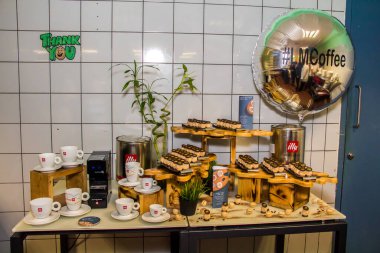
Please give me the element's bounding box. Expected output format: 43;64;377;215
0;0;346;252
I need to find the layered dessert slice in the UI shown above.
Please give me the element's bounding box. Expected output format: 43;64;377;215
215;119;242;130
181;144;206;157
262;158;285;173
186;118;212;129
171;148;198;163
160;153;190;171
237;155;259;170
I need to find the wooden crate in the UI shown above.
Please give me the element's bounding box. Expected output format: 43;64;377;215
118;186;164;214
30;166;87;205
268;183;310;210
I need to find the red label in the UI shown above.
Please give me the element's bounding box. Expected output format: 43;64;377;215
42;158;46;162
145;183;149;186
154;210;158;214
287;141;299;153
63;152;67;156
38;208;42;212
123;206;127;209
125;154;137;163
72;198;75;201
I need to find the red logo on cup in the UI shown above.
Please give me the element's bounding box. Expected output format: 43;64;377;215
145;183;149;186
38;208;42;212
123;206;128;209
154;210;158;214
72;198;75;201
42;158;46;162
287;141;299;153
63;152;67;156
125;154;137;162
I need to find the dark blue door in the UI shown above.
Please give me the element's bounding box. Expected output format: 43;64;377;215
339;0;380;252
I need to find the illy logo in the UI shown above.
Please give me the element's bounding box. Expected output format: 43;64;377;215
145;183;149;186
287;141;299;153
154;210;158;214
123;206;127;209
125;154;137;162
63;151;67;156
42;158;46;162
38;208;42;212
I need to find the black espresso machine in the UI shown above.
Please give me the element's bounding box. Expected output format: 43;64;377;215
87;151;111;208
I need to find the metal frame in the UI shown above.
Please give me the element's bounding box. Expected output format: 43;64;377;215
11;219;347;253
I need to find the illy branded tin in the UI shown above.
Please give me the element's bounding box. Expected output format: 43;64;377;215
116;135;151;180
271;124;305;163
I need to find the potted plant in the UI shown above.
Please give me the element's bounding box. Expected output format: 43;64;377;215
179;177;207;216
120;61;197;164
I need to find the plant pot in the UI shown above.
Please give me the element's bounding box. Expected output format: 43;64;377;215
179;198;198;216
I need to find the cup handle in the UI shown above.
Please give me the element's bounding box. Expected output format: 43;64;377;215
138;168;144;176
54;156;62;165
77;150;84;159
82;192;90;201
162;207;167;214
152;180;157;186
52;202;61;211
133;202;140;210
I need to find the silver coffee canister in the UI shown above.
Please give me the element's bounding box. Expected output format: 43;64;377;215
116;135;151;180
271;124;305;163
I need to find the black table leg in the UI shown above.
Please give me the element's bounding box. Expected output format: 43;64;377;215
60;234;69;253
170;232;179;253
275;234;285;253
10;232;25;253
179;230;189;253
333;223;347;253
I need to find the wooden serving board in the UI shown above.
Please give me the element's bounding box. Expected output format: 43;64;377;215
171;126;273;137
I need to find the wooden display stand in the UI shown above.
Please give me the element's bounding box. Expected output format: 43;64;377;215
30;165;87;205
144;154;216;209
230;166;338;210
118;186;164;214
171;126;273;190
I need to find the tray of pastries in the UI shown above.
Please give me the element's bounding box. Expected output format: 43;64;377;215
159;153;193;175
213;119;242;130
236;155;260;172
261;158;287;177
285;162;316;180
182;118;212;130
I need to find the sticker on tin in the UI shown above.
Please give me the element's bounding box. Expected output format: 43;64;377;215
78;216;100;227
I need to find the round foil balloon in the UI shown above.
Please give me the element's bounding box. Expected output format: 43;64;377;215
252;9;354;121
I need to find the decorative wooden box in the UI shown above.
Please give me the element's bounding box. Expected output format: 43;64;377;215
30;165;87;205
267;173;338;210
118;186;164;214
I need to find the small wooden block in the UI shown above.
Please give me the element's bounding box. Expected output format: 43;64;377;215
30;166;87;206
118;186;164;214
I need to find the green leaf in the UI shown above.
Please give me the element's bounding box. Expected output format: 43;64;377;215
182;64;188;72
131;100;138;108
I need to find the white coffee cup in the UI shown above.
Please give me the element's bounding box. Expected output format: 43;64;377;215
30;197;61;219
60;146;84;163
126;161;141;169
126;166;144;182
39;153;62;169
65;188;90;211
115;198;140;216
150;204;167;217
141;177;157;190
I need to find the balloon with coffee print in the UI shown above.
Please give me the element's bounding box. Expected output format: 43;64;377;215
252;9;354;122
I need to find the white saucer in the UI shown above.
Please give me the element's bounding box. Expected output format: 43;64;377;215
111;210;139;221
118;178;140;187
59;204;91;217
23;212;60;226
134;185;161;194
62;160;83;168
141;212;170;223
33;164;62;172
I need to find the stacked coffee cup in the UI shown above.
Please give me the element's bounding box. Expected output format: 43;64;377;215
35;146;84;172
